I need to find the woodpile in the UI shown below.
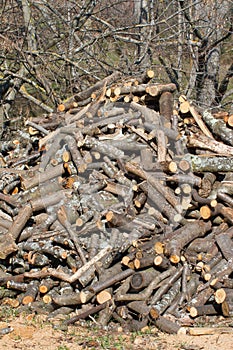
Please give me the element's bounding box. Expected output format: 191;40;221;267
0;70;233;334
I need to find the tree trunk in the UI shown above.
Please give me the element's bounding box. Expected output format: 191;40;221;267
196;48;220;107
133;0;153;68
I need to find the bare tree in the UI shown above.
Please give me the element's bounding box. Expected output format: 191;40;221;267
133;0;155;68
153;0;232;108
179;0;233;108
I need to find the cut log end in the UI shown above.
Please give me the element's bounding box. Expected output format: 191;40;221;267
57;104;66;112
214;288;226;304
39;285;49;294
154;255;163;266
169;255;180;264
180;101;190;114
22;296;35;305
149;307;159;320
154;242;164;254
96;290;112;304
42;294;52;304
227;115;233;127
189;306;198;318
200;205;212;220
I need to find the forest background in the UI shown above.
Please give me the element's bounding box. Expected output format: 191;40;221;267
0;0;232;130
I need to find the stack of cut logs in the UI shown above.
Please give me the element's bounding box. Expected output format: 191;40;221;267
0;70;233;334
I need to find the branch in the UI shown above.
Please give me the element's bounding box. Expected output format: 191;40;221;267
216;62;233;103
0;65;26;127
179;0;203;41
221;88;233;104
207;24;233;54
21;0;37;52
158;56;179;90
19;85;53;113
0;68;46;95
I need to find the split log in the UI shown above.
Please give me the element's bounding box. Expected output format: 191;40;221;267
222;300;233;317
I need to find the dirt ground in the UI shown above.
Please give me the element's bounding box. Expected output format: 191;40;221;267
0;314;233;350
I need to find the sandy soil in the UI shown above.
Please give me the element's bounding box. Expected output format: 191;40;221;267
0;315;233;350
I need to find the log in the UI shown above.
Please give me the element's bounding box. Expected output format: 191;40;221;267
188;327;233;335
74;72;121;102
227;114;233;127
189;304;221;317
89;269;134;294
0;204;32;259
164;221;211;263
130;268;160;290
188;132;233;156
150;277;182;316
22;281;39;305
188;103;213;138
215;231;233;261
151;315;181;334
202;110;233;146
159;91;174;124
64;302;109;325
214;288;226;304
96;289;112;304
184;154;233;172
115;267;176;302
